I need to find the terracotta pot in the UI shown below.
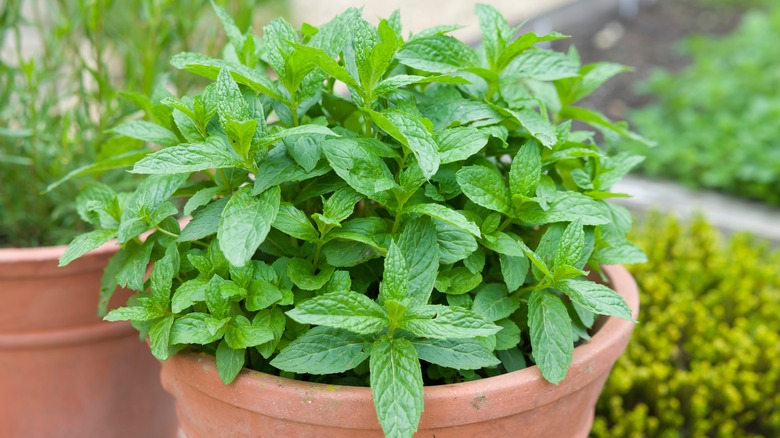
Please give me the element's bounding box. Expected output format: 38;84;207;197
0;242;178;438
161;264;639;438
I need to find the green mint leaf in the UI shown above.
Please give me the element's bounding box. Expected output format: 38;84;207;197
370;337;424;438
528;290;573;384
364;19;398;91
170;313;230;345
509;139;542;197
290;44;361;91
557;279;635;322
397;217;439;306
286;291;389;334
436;267;482;295
308;8;361;57
218;185;281;267
263;18;298;78
481;231;525;257
104;305;160;322
380;110;440;179
322;138;398;203
149;314;175;361
224;119;258;158
178;197;227;242
560;105;652;146
413;338;500;370
170;53;283;100
171;277;209;313
400;305;501;339
502;49;580;81
115;239;155;291
472;284;520;321
252;146;331;195
499;253;529;292
285;135;321;173
271;326;371;374
494;318;521;350
210;0;244;50
346;16;378;90
379;240;409;304
497;31;569;70
502;108;557;149
272;202;319;242
554;219;585;270
497;347;527;372
74;183;119;228
322;187;362;223
456;165;511;214
396;35;478;73
132;137;245;175
475;3;511;69
286;258;335;290
516;192;610;226
254;307;287;359
435;127;489;164
373;74;469;98
434;219;478;265
183;187;221;217
205;275;239;320
97;250;128;316
216;340;246;384
463;248;486;274
255;125;339;152
59;229;116;267
405;203;480;237
150;245;180;311
594;152;645;191
224;315;275;349
573;62;630;102
216;67;250;122
246;279;283;311
110;121;179;147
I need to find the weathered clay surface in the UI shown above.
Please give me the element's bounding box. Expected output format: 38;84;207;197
0;243;177;438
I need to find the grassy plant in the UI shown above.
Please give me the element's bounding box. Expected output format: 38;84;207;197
0;0;286;248
593;214;780;437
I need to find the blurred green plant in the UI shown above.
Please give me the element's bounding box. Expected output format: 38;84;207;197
0;0;286;248
592;214;780;437
628;7;780;204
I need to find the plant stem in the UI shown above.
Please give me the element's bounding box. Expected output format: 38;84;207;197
154;225;180;239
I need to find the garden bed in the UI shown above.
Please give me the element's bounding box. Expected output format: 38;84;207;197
529;0;780;242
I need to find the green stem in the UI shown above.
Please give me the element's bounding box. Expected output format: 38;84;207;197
498;217;513;232
312;240;324;267
154;225;180;239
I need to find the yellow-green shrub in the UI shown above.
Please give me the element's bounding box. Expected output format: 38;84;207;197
592;215;780;438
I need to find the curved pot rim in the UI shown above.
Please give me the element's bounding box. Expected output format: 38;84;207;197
0;240;118;263
162;264;639;430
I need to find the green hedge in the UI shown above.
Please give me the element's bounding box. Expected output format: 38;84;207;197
592;215;780;437
630;7;780;204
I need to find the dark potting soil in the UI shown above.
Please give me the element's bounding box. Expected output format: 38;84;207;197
552;0;750;121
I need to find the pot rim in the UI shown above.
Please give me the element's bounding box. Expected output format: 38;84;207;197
162;264;639;430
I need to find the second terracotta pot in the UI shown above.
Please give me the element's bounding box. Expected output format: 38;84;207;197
161;265;639;438
0;243;178;438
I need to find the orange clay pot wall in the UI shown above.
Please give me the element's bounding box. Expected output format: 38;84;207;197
162;264;639;438
0;243;178;438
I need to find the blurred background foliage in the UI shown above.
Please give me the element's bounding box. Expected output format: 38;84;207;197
593;214;780;437
628;1;780;204
0;0;286;248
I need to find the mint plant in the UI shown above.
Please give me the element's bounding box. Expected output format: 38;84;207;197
61;3;646;437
